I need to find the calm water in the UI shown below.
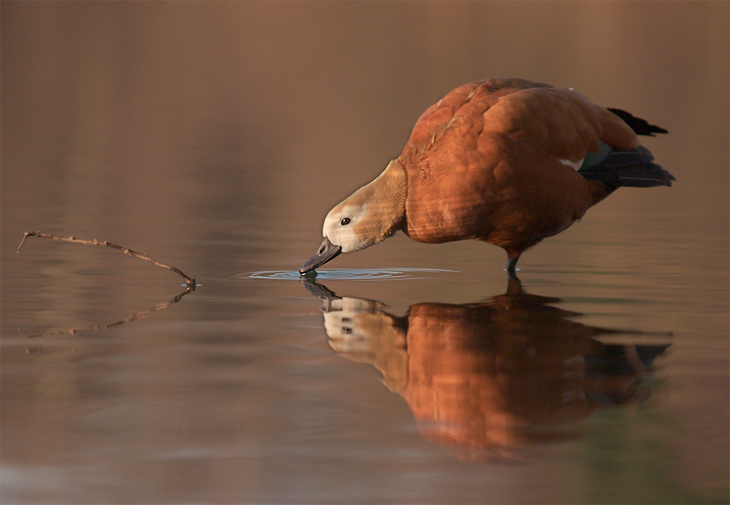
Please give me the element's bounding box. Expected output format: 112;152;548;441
2;3;728;504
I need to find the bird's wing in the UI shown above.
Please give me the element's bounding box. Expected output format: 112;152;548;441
398;80;626;245
483;86;640;162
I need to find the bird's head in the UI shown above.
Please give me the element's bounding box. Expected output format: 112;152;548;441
299;160;406;275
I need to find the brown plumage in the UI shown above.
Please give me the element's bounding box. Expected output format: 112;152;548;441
300;78;673;275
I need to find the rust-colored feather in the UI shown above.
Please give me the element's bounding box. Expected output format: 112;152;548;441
397;79;643;256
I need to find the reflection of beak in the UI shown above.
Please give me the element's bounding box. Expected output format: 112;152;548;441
299;236;342;274
299;278;340;313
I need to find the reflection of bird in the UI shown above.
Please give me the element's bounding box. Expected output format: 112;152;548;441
302;278;670;462
300;78;673;275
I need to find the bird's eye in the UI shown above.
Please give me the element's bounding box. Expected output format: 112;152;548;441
340;217;351;226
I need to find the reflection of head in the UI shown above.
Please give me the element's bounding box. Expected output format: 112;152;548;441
322;297;409;392
306;279;670;462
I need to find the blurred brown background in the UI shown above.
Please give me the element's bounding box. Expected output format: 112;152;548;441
3;1;727;258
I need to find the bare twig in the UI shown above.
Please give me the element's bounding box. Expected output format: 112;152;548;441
17;231;196;288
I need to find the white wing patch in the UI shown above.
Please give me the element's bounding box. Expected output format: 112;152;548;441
560;158;584;171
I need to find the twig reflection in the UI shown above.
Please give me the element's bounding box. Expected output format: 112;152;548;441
302;277;671;462
20;286;194;342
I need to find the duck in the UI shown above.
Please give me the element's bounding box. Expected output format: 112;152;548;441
299;78;673;275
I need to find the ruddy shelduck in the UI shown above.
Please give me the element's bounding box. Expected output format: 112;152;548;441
300;78;673;275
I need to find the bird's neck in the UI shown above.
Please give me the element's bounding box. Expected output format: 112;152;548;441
363;159;407;240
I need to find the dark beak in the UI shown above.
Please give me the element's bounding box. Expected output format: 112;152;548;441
299;236;342;274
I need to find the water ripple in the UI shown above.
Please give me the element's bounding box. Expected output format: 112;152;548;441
243;268;457;281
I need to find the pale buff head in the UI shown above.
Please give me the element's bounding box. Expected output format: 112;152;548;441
321;202;370;253
299;159;407;274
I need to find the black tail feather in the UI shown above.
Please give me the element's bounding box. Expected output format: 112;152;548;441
579;146;675;193
607;108;668;136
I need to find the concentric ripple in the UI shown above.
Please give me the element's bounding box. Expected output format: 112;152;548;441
244;268;457;281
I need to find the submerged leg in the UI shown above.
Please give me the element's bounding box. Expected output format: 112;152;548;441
505;274;523;295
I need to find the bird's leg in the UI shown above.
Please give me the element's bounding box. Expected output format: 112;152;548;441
505;253;520;277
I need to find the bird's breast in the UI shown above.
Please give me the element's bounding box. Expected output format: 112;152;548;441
402;155;499;243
